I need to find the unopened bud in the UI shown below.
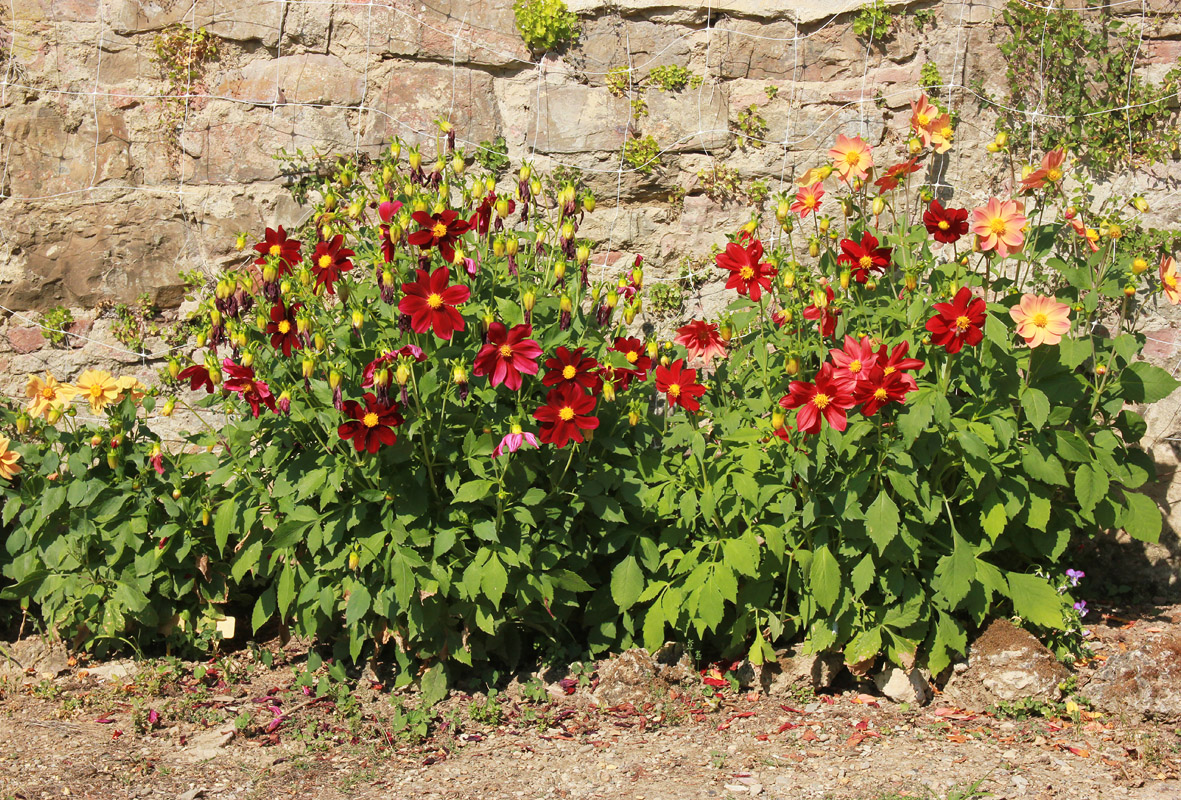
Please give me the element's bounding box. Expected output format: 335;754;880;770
302;357;315;379
522;291;536;312
314;333;327;351
871;197;886;217
840;270;851;290
554;261;567;280
240;351;254;368
352;309;364;329
452;364;468;385
396;363;411;386
1133;257;1149;275
809;241;820;258
785;357;800;376
994;131;1009;147
576;244;590;265
628;410;640;426
905;273;918;291
908;137;922;154
1132;196;1149;213
235;232;248;251
601;381;616;402
495;197;510;219
328;370;342;390
505;235;520;257
162;398;176;417
15;414;30;435
168;359;181;380
647;341;659;360
560;295;573;314
772;411;786;430
493;237;506;257
582;195;596;213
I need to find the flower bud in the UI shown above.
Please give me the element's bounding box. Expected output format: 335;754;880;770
395;363;411;386
576;244;590;265
374;368;391;389
628;410;640;426
241;351;254;368
583;195;596;213
90;433;104;448
866;280;877;291
15;413;30;435
314;333;327;351
1132;196;1149;213
522;290;536;312
986;142;1000;153
495;196;510;219
107;452;118;469
262;264;277;283
412;196;428;213
168;359;181;380
505;235;520;257
905;272;918;292
452;247;466;265
302;357;316;379
452;364;468;385
659;355;670;367
482;311;495;332
348;550;360;571
1133;257;1149;275
493;237;506;257
348;199;365;219
812;288;829;308
841;197;855;218
808;241;820;258
210;308;222;327
559;295;573;314
235;232;248;251
207;364;222;385
772;410;786;430
785;356;800;376
47;406;62;425
530;178;542;197
352;309;364;329
623;305;637;324
1096;364;1107;376
323;191;337;211
994;131;1009;147
818;217;830;234
601;381;616;402
554;261;567;281
908;137;922;154
519;164;532;182
871;197;886;217
839;270;851;290
1124;284;1136;297
328;370;342;390
162;397;176;417
382;164;394;185
451;153;465;175
776;199;791;222
296;316;310;336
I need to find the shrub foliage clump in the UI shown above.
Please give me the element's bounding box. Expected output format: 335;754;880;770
1;96;1177;688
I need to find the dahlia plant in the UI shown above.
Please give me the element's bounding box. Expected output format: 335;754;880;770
1;98;1177;681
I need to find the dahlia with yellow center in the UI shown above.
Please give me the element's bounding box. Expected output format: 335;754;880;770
1161;256;1181;305
626;350;639;363
970;197;1028;258
278;320;291;334
955;315;972;332
0;436;20;482
1009;294;1072;348
827;134;873;182
25;373;76;420
74;370;120;414
847;360;862;374
499;344;514;358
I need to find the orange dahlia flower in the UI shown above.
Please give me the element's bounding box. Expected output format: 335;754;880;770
970;198;1027;258
1009;294;1071;348
1161;255;1181;305
0;436;20;482
828;134;873;182
909;95;940;147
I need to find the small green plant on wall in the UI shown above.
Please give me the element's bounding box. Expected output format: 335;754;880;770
40;306;74;347
649;65;700;92
853;0;894;42
736;105;768;149
623;135;661;174
513;0;580;54
152;25;219;153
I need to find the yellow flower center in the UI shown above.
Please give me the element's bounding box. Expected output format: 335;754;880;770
558;406;575;421
940;126;953;138
319;254;332;268
362;412;379;428
499;344;514;358
859;255;873;270
917;113;931;126
844;151;861;167
1165;273;1178;288
813;393;831;410
41;387;55;400
667;383;681;398
884;365;896;376
626;350;639;363
1047;167;1063;182
510;423;523;435
955;315;972;331
432;222;449;239
269;244;281;257
848;359;862;373
874;387;888;401
427;293;443;309
89;384;104;398
278;320;291;334
740;266;754;280
1032;312;1049;328
988;217;1008;236
562;365;577;379
938;220;949;230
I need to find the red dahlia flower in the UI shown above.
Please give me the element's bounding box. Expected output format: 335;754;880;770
925;286;986;354
533;384;600;449
779;364;857;435
828;335;879;385
223;358;277;417
803;286;841;338
922;200;970;244
875;341;925;378
398;267;471;340
177;364;214;393
854;369;918;416
407;209;471;263
838;231;892;284
310;234;355;295
674;320;727;362
543;346;602;391
654;358;708;413
338;392;404;453
266;301;303;357
716;239;777;302
873;157;922;194
610;336;652;385
252;226;302;274
473;322;543;391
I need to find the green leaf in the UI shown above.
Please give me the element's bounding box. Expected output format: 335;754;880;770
552;569;593;593
934;533;976;607
252;587;276;633
810;544;841;612
214;499;237;555
1020;387;1050;431
642;605;666;652
1123;491;1162;543
865;491;899;553
454;480;494;503
420;662;448;707
1007;572;1065;628
1121;362;1179;404
277;565;296;619
851;553;875;597
481;554;509;609
346;583;372;627
611;555;644;612
1074;463;1108;514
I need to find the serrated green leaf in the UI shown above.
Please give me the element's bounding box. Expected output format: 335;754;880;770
935;533;976;607
1074;463;1108;514
1123;491;1162;543
454;480;494;503
611;555;644;612
810;544;841;612
1007;572;1065;628
865;491;899;553
420;662;449;707
1020;387;1050;431
1121;362;1179;404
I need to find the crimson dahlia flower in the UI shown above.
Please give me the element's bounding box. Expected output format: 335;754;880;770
533;384;599;448
473;322;542;391
338;393;404;453
398;268;471;340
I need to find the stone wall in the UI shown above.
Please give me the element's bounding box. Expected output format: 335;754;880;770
3;0;1181;590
